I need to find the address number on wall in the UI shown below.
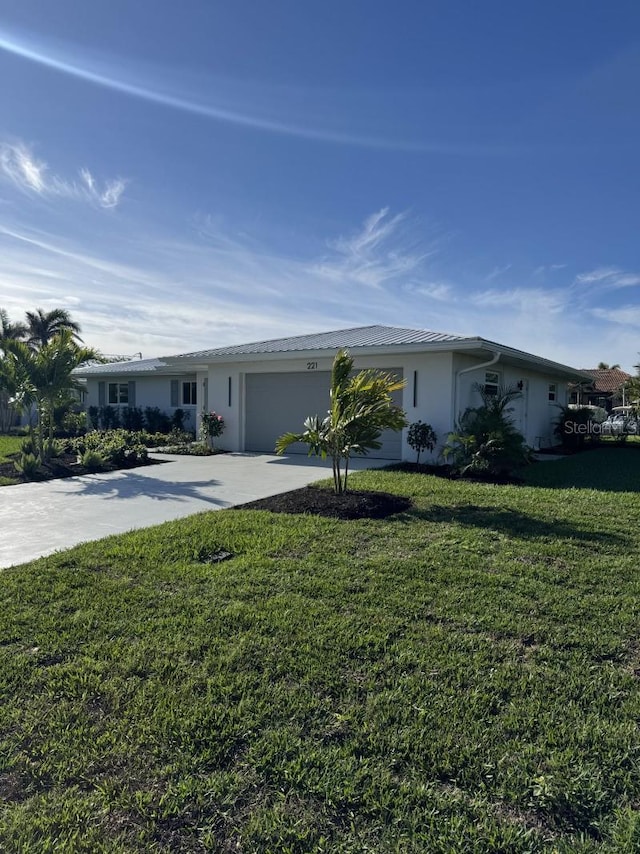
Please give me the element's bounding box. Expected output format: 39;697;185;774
306;361;318;370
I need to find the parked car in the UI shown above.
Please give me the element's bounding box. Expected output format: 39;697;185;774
601;413;638;435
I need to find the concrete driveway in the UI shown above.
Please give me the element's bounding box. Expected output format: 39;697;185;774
0;452;390;569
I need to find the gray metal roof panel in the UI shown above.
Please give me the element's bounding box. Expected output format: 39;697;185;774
75;357;168;376
170;325;470;360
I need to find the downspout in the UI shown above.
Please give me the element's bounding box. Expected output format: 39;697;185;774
452;351;501;427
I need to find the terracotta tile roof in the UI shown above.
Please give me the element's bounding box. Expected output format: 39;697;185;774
580;368;632;393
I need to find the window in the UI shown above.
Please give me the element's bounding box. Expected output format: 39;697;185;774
484;371;500;397
182;381;197;406
548;383;557;402
108;382;129;405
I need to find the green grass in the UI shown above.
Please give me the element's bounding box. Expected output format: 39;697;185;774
1;449;640;852
525;446;640;491
0;434;22;485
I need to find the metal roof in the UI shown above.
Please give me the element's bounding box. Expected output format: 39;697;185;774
170;325;470;360
77;357;169;376
74;325;585;380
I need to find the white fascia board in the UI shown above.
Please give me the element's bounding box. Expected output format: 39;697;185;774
473;339;591;381
163;340;472;366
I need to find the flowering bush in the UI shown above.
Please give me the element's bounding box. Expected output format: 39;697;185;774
201;410;225;440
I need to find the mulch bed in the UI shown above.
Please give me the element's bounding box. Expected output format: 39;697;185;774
240;486;413;520
388;461;523;485
0;453;160;485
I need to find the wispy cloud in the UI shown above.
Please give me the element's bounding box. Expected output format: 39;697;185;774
409;281;453;301
2;204;639;371
484;263;512;282
0;141;127;209
591;306;640;327
471;286;566;313
574;267;640;289
312;208;436;289
533;263;567;277
0;30;524;155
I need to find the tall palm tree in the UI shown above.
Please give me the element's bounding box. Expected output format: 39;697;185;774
0;310;28;431
25;308;82;349
276;349;407;493
0;308;27;345
3;330;98;459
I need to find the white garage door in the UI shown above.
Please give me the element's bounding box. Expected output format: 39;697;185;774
244;370;404;459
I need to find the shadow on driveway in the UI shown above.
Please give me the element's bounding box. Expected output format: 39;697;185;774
53;471;227;506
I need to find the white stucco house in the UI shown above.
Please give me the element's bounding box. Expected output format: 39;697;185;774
75;325;589;460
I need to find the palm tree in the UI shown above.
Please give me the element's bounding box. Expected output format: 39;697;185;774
276;349;407;493
3;330;98;459
25;308;82;349
0;310;28;431
0;309;27;345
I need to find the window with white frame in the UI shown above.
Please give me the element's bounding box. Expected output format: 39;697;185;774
182;381;197;406
108;382;129;405
548;383;557;402
484;371;500;397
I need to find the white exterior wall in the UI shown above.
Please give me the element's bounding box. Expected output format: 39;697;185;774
85;374;199;431
83;349;574;458
206;352;455;461
453;355;568;449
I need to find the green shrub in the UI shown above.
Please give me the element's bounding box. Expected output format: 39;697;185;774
81;449;106;471
70;430;148;466
554;406;595;450
139;429;194;448
99;405;120;430
407;420;437;463
61;410;88;436
444;384;530;478
121;406;145;431
160;442;213;456
14;452;41;480
20;436;36;456
87;406;99;429
172;408;186;431
144;407;171;434
44;439;61;460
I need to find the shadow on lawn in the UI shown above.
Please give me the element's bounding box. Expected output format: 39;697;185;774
54;471;227;506
402;504;629;547
524;447;640;493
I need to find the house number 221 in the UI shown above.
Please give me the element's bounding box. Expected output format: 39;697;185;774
306;361;318;370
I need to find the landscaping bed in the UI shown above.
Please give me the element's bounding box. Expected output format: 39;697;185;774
0;451;160;484
388;460;524;485
241;485;413;519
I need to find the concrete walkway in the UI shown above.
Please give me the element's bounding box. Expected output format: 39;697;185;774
0;452;390;569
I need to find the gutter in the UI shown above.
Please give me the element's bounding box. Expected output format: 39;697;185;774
452;351;501;426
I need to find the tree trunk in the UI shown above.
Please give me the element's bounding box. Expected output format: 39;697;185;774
36;399;45;460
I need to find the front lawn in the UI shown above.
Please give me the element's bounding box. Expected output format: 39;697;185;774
0;434;22;485
1;450;640;851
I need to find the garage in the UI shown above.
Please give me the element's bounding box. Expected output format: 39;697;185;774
244;370;404;459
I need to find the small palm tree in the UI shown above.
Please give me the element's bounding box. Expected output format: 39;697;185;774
25;308;82;349
444;384;529;477
3;330;98;459
275;349;407;494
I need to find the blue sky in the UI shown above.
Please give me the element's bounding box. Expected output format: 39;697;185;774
0;1;639;369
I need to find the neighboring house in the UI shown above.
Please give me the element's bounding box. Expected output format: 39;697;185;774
569;368;632;412
75;325;589;459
